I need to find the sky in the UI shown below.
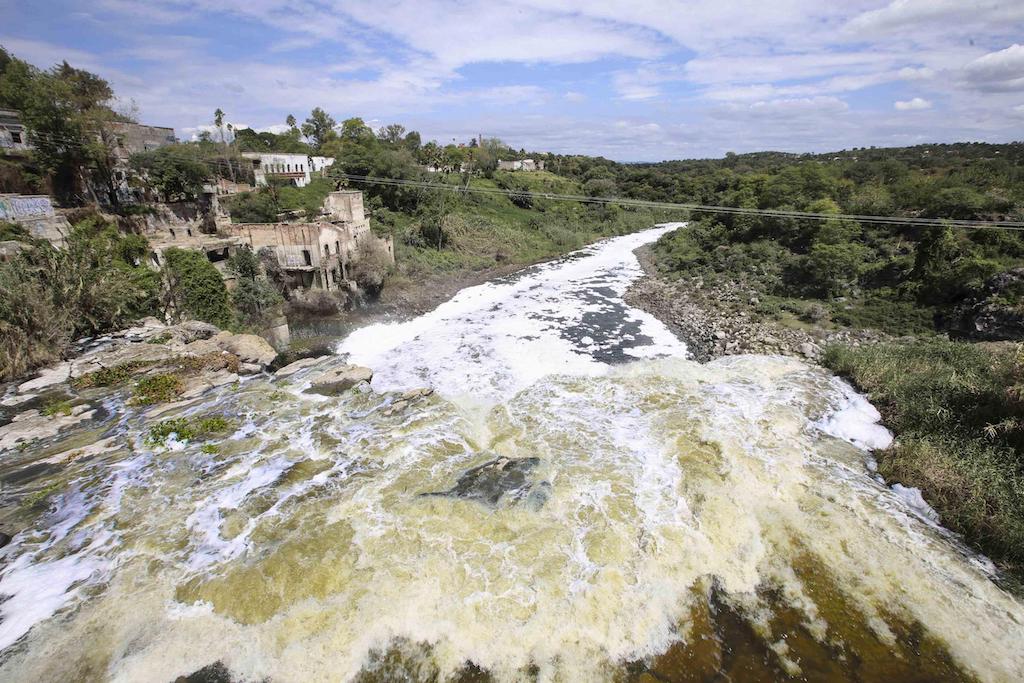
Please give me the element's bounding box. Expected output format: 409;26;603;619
2;0;1023;161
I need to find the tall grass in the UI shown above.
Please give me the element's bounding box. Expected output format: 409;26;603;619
823;339;1024;572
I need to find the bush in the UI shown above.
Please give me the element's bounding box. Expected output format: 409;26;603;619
350;240;392;297
0;218;160;380
162;248;234;328
227;190;279;223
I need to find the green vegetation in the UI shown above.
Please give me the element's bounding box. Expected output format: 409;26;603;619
40;398;73;416
229;248;282;326
0;217;160;380
129;145;210;202
72;360;149;389
131;373;185;405
162;248;234;328
146;415;232;446
823;340;1024;573
640;148;1024;336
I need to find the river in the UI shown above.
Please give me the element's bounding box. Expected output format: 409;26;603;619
0;224;1022;682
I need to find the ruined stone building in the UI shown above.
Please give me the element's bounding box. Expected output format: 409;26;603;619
0;109;30;152
104;121;177;203
224;190;393;291
137;190;392;294
242;153;334;188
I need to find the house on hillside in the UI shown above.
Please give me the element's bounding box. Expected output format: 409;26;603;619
242;152;334;188
0;109;30;152
497;159;545;172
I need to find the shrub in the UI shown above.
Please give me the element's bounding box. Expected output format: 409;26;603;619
0;218;159;380
162;248;234;328
146;415;232;446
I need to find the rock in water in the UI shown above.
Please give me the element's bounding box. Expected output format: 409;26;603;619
305;365;374;395
212;332;277;368
421;456;550;509
0;532;11;548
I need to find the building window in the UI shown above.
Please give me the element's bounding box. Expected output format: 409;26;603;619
186;228;193;237
324;243;330;255
302;249;312;266
335;240;340;254
11;131;21;144
169;228;176;239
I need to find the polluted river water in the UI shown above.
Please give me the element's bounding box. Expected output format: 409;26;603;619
0;224;1023;682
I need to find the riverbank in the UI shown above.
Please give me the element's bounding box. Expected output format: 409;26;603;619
626;241;1024;581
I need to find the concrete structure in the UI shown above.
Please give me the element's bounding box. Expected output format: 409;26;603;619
0;194;72;247
103;121;177;205
242;153;334;188
106;122;177;163
497;159;545;172
0;110;30;152
224;190;393;291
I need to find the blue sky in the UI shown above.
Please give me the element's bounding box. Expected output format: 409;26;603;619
2;0;1023;160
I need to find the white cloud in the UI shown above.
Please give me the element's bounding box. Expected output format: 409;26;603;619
845;0;1024;36
962;44;1024;92
894;97;932;110
563;91;586;103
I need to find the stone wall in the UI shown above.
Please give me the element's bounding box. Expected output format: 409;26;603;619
0;194;71;247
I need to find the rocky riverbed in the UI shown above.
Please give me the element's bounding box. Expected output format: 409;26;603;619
624;246;894;363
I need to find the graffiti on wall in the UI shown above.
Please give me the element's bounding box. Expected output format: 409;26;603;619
0;195;55;221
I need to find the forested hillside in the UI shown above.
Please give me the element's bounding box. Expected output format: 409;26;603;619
554;144;1024;337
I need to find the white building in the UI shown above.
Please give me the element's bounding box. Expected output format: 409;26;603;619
497;158;545;172
242;152;335;188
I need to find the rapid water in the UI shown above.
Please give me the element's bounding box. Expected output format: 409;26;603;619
0;224;1022;682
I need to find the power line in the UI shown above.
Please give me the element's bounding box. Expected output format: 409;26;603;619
330;172;1024;231
15;130;1024;231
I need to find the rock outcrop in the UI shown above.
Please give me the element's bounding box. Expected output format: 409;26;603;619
949;267;1024;341
305;365;373;395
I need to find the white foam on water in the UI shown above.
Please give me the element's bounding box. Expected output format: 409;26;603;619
815;375;894;450
338;224;687;407
892;483;942;525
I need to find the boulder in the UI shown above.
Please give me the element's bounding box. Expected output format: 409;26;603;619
274;356;324;378
212;332;277;368
170;321;219;344
421;456;550;509
305;365;373;395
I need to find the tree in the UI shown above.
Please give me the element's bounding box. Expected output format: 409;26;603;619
0;50;117;204
130;145;209;202
214;108;225;143
228;247;281;324
286;114;297;129
162;248;234;327
376;123;406;145
302;107;337;151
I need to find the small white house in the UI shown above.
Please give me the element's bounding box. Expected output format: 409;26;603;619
242;152;335;188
